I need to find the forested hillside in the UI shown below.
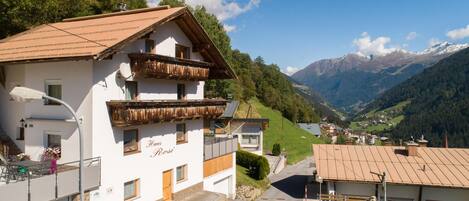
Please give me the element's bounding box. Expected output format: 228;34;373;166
159;0;320;123
363;47;469;147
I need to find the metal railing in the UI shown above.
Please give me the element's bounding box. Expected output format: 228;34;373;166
204;136;238;161
0;157;101;201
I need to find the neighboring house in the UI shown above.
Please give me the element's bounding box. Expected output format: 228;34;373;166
0;6;238;201
298;123;321;137
313;143;469;201
204;101;269;155
231;118;268;156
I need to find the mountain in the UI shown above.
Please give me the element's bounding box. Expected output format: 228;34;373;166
360;46;469;147
286;76;348;126
291;42;469;115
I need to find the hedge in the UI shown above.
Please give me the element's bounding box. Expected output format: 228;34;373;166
236;150;270;180
272;143;281;156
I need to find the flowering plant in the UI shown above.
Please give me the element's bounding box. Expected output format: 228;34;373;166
43;147;61;160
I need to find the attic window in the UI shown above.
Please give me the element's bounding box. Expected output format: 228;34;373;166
175;44;190;59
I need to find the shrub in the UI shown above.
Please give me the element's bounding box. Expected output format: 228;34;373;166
272;143;281;156
236;150;270;180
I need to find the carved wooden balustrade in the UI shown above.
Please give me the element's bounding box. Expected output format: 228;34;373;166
128;53;212;81
107;99;227;127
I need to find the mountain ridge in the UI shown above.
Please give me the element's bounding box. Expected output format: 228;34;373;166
291;42;469;114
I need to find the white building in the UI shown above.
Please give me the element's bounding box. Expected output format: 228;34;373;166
231;118;268;156
0;6;238;201
313;144;469;201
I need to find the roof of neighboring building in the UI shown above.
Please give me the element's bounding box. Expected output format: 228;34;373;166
220;101;239;119
0;6;235;79
313;144;469;189
299;123;321;135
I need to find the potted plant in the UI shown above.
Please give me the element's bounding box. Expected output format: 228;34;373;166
43;147;61;174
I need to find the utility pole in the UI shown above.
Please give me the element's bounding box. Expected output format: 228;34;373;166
371;171;386;201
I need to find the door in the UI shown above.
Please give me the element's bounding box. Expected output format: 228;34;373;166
163;170;173;201
213;176;231;197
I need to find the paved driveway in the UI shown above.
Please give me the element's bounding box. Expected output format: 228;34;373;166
257;157;316;201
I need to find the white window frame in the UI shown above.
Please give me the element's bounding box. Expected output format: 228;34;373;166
44;79;62;105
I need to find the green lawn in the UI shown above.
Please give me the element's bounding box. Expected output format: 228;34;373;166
247;99;324;164
236;165;270;189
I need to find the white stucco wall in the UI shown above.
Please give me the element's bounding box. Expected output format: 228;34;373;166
334;181;469;201
0;60;93;163
0;64;26;150
88;20;219;201
232;122;263;155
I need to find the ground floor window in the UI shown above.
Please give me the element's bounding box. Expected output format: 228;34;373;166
241;135;259;145
124;179;140;200
176;164;187;183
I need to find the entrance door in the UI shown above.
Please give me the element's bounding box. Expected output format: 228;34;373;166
163;170;173;201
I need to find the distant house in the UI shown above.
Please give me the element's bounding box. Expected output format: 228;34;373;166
299;123;321;137
313;143;469;201
204;101;269;155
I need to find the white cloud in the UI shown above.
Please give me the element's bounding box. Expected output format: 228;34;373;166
186;0;260;21
447;25;469;40
147;0;260;33
147;0;160;7
352;32;398;56
223;24;237;32
282;66;301;76
406;32;417;40
429;38;441;46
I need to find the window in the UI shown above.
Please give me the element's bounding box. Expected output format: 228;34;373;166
145;39;155;53
241;135;259;145
177;84;186;100
47;134;61;148
124;179;139;200
124;129;139;155
175;44;190;59
176;123;187;144
176;165;187;182
125;81;138;100
44;79;62;105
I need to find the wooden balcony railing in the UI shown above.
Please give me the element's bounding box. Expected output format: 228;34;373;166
128;53;212;81
107;99;227;127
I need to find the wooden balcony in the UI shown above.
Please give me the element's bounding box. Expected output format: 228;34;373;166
128;53;212;81
107;99;227;127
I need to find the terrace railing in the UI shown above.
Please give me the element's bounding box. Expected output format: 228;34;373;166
107;99;227;127
128;53;212;81
0;157;101;201
204;136;238;161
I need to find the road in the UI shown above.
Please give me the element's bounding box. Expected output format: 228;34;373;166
257;157;317;201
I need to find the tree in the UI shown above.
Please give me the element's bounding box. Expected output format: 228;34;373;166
272;143;281;156
336;135;347;144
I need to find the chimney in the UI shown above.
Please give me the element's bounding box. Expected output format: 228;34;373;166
417;135;428;147
405;138;419;157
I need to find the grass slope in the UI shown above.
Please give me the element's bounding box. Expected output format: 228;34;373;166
236;165;270;189
243;99;324;164
351;100;409;133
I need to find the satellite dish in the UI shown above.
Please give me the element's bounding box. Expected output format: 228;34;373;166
118;63;133;80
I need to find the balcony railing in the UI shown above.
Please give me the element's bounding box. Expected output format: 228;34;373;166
107;99;227;127
128;53;212;81
204;136;238;161
0;157;101;201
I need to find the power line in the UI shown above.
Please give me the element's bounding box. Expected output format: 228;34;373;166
45;24;108;48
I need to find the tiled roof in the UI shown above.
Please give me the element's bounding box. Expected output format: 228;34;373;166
313;144;469;189
299;123;321;135
0;6;184;63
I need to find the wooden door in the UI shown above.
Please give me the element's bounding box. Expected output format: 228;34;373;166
163;170;173;201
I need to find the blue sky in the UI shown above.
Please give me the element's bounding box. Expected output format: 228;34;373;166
149;0;469;74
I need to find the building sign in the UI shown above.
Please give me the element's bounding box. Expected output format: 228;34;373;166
146;138;175;158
